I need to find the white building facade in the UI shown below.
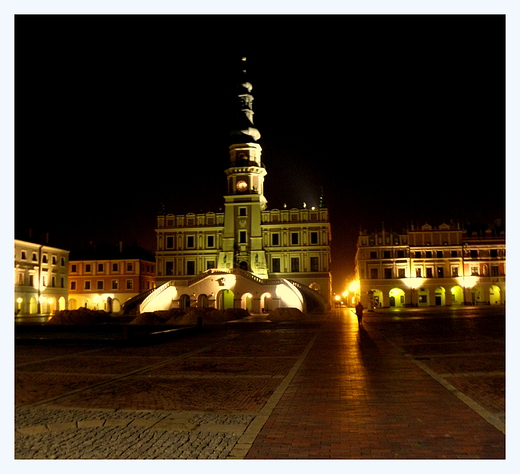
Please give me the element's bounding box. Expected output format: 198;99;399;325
14;239;69;316
356;222;505;309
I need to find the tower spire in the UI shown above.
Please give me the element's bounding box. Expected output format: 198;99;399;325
230;55;261;143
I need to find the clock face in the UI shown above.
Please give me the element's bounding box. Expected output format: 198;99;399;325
236;180;248;192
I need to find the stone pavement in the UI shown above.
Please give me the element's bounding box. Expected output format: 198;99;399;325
14;307;506;460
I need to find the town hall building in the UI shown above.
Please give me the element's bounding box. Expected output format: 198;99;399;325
140;57;331;315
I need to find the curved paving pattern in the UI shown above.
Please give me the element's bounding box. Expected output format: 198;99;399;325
15;308;505;459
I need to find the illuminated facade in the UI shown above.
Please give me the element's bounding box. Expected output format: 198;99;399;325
68;244;156;313
14;239;69;316
148;57;331;314
355;222;505;309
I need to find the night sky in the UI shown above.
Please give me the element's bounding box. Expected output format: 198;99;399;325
14;14;505;293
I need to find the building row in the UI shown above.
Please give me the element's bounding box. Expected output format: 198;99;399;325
355;222;505;309
14;240;156;316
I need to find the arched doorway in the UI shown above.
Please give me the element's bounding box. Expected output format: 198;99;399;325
489;285;502;304
368;289;383;310
69;298;77;310
389;288;405;307
179;294;191;309
435;286;446;306
218;289;235;310
451;285;463;305
261;292;272;313
241;293;253;312
239;261;249;271
29;297;37;314
58;296;66;311
198;294;209;308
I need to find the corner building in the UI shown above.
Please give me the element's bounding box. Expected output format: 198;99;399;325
356;222;505;309
150;58;331;314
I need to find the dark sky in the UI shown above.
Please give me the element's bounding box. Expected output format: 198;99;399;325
14;14;505;293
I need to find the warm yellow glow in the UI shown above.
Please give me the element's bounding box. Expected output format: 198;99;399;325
457;276;479;288
334;295;341;301
17;297;23;304
348;280;360;293
406;277;425;289
342;291;348;298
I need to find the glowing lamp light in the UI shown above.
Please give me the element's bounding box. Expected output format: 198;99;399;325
17;297;23;304
348;280;360;293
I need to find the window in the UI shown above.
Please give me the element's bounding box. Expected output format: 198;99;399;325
187;236;195;248
84;281;91;290
414;251;421;258
51;276;56;287
383;251;391;258
165;261;174;275
490;249;498;258
436;251;443;258
207;235;214;248
291;233;299;245
61;277;64;288
452;266;459;277
207;260;215;270
112;280;118;290
310;232;319;245
32;253;37;262
18;273;23;285
370;268;378;279
21;250;26;260
384;268;392;279
166;236;174;248
42;254;48;264
291;257;300;272
426;268;433;278
126;279;133;290
491;265;499;276
416;268;422;277
98;263;104;272
451;250;458;258
398;268;406;278
70;281;77;290
112;263;119;272
127;263;133;272
425;251;432;258
471;266;479;276
310;256;319;272
71;264;77;273
272;258;281;273
52;255;57;265
470;250;478;258
271;233;279;246
239;207;247;216
239;231;247;244
97;281;104;290
437;267;444;278
397;250;405;258
85;264;91;272
187;261;195;275
370;251;378;259
29;275;34;286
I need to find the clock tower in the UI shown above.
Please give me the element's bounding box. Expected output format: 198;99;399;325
218;56;268;278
